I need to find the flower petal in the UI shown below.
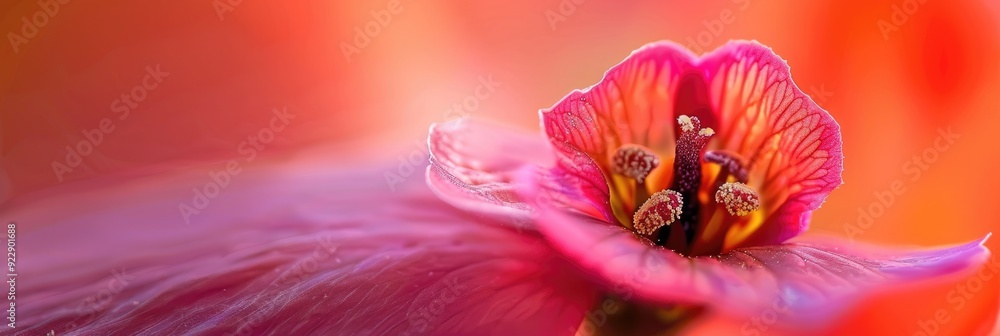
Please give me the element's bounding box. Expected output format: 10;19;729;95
698;41;845;247
15;159;597;335
540;42;700;212
543;139;618;222
429;117;614;223
518;167;989;326
427;118;554;227
541;42;700;156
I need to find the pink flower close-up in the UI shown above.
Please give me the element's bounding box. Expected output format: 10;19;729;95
13;41;992;335
425;40;992;333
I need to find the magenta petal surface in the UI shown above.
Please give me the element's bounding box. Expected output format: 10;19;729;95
14;158;597;335
427;118;555;224
699;41;844;246
542;139;617;221
517;168;989;325
428;118;613;223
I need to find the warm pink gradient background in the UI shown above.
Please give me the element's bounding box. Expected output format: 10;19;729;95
2;0;999;334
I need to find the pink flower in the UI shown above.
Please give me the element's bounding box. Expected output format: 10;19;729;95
427;40;991;330
16;41;990;336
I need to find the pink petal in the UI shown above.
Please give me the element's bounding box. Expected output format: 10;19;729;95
543;139;617;222
14;158;597;335
698;41;845;246
427;118;554;227
540;42;700;213
541;42;699;158
429;118;613;223
518;168;989;326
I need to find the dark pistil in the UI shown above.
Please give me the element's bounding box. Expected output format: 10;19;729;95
656;115;714;246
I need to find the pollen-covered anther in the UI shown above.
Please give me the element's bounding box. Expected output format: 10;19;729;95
678;115;696;132
715;182;761;216
633;189;683;235
612;144;660;184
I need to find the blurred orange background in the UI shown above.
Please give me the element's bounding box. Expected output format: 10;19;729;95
2;0;999;334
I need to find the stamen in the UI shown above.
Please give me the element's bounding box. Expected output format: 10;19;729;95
715;182;761;216
612;144;660;184
704;150;748;183
633;190;683;235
